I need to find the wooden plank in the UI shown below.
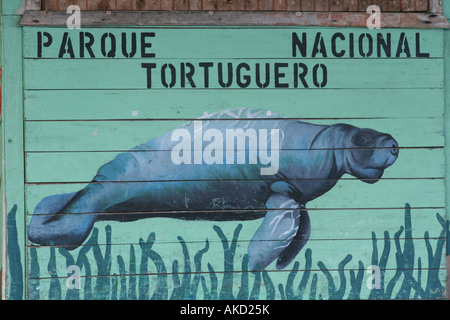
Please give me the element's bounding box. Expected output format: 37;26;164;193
300;0;314;10
23;28;444;59
18;11;450;28
359;0;371;11
430;0;442;13
387;0;401;11
87;0;103;10
245;0;259;10
415;0;428;11
189;0;202;9
229;0;245;10
116;0;133;9
160;0;174;9
28;265;447;300
2;15;27;300
24;148;445;183
24;177;446;213
273;0;287;11
202;0;218;10
23;59;445;90
57;0;74;10
24;118;444;152
73;0;88;10
314;0;329;11
286;0;300;11
132;0;147;9
344;0;358;11
43;0;59;10
372;0;387;11
258;0;274;10
174;0;190;9
330;0;345;11
25;207;445;241
145;0;161;10
401;0;415;11
23;88;445;120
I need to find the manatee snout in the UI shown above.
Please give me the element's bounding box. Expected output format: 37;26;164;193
377;134;399;167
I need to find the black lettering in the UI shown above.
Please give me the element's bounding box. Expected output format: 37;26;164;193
313;64;327;88
199;62;213;88
181;62;196;88
331;33;345;58
121;32;137;58
141;32;155;58
161;63;176;88
101;33;116;58
358;33;373;57
349;33;354;58
80;32;95;58
377;33;391;57
311;33;327;58
236;63;251;88
274;63;289;88
292;32;307;57
37;31;52;58
141;63;157;89
58;32;75;58
218;63;233;88
255;63;270;88
294;63;308;88
396;32;411;58
415;33;429;58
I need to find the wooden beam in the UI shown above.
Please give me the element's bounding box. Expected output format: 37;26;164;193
19;10;450;28
430;0;442;13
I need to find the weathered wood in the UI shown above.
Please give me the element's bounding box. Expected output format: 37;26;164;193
258;0;273;10
19;11;450;28
73;0;88;10
372;0;386;11
315;0;329;10
43;0;59;10
116;0;133;9
132;0;147;9
416;0;428;11
145;0;162;10
300;0;314;10
345;0;358;11
387;0;401;11
174;0;189;9
430;0;442;13
401;0;415;11
329;0;344;11
287;0;300;11
273;0;287;11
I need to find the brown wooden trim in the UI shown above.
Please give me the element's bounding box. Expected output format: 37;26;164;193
19;10;450;28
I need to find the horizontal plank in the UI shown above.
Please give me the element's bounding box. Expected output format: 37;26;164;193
27;267;448;300
23;58;444;90
24;88;445;121
25;178;446;213
26;207;446;243
18;11;450;29
24;118;445;152
23;28;443;59
24;148;444;183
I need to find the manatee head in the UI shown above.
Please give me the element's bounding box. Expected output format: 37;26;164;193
336;125;399;183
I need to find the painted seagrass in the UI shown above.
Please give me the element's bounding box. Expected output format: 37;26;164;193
2;1;449;300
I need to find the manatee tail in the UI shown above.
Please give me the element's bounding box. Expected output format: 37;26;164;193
28;191;98;249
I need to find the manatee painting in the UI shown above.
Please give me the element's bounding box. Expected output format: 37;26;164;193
28;108;399;271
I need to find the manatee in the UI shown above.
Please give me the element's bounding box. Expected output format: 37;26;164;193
28;108;399;271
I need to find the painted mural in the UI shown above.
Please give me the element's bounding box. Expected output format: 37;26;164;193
27;108;399;272
2;23;448;301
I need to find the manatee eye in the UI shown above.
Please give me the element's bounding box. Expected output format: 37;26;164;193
353;134;368;147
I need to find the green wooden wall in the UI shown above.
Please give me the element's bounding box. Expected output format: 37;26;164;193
1;0;449;301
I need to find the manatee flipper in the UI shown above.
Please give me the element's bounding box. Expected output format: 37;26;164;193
248;193;310;271
275;208;310;269
27;191;98;249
